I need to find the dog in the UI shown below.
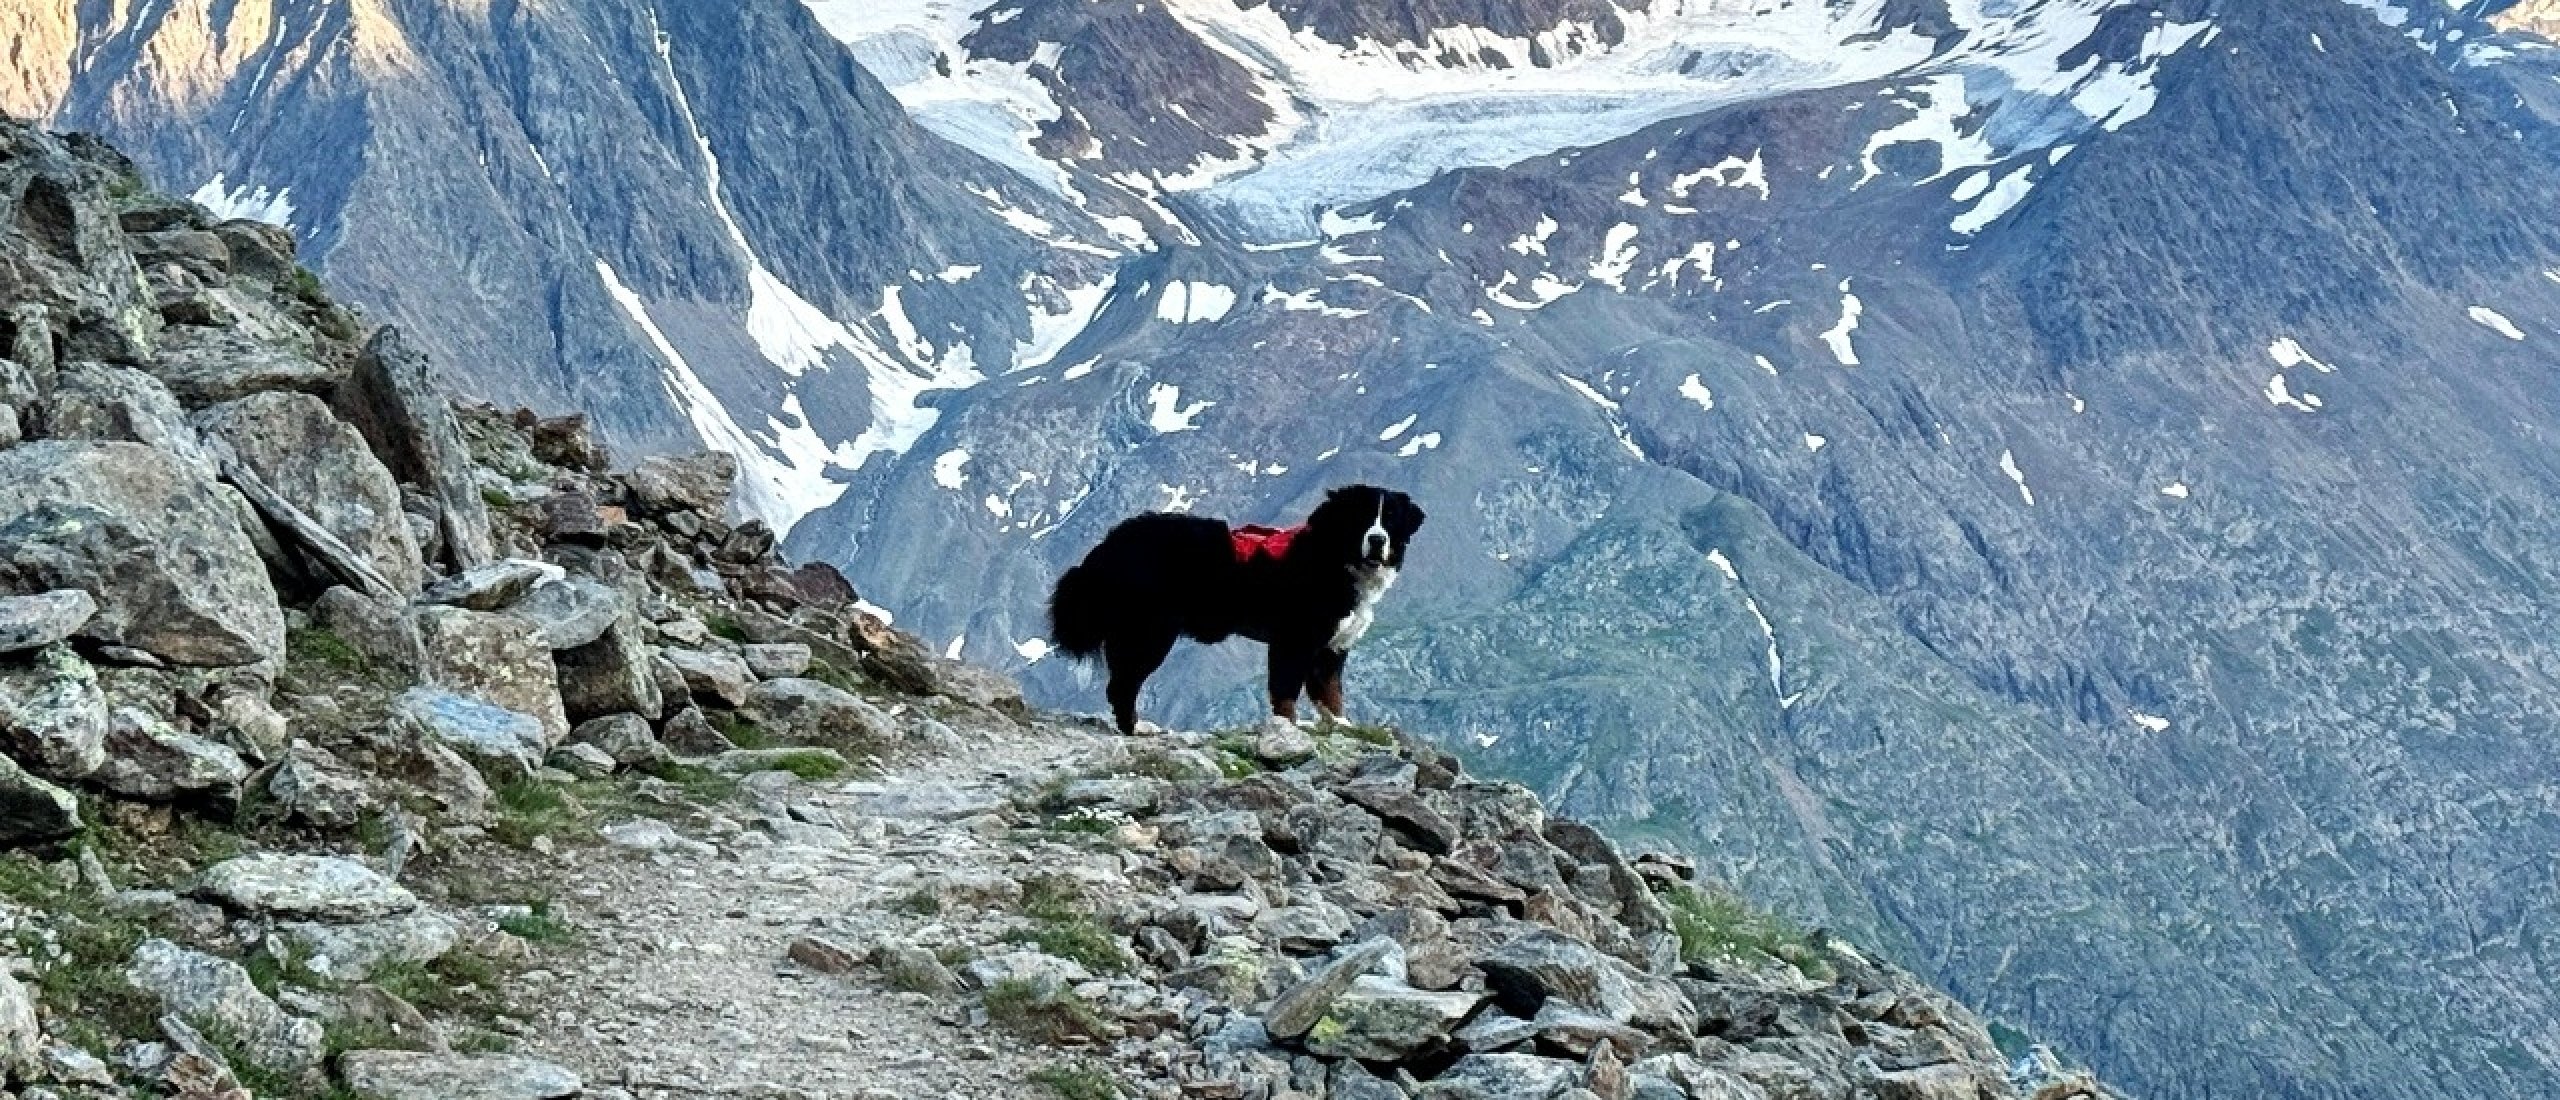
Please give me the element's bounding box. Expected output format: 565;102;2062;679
1047;485;1425;734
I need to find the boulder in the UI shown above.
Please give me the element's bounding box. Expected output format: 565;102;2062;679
311;586;426;677
568;713;666;769
548;742;617;779
338;1050;581;1100
513;576;621;649
193;390;423;596
191;853;417;921
0;642;108;778
1481;931;1693;1037
390;687;546;780
1301;979;1483;1061
275;912;461;981
147;323;338;405
741;677;893;745
1415;1053;1584;1100
1338;781;1460;856
265;742;375;829
91;708;249;803
36;362;223;482
1869;1064;2002;1100
1254;717;1318;766
0;588;96;654
555;617;662;723
0;442;284;665
0;752;80;842
418;559;557;612
0;966;34;1081
0;131;159;363
660;648;753;708
1263;937;1395;1040
412;607;569;746
124;938;324;1072
625;451;737;516
740;642;812;681
330;327;495;568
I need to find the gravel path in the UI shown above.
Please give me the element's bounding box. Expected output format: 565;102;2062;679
513;705;1131;1100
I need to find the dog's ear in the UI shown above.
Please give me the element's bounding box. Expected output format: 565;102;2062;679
1385;492;1426;538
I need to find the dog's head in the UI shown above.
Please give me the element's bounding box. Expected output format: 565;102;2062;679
1306;484;1426;570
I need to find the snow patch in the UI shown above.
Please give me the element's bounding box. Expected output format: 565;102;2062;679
932;448;971;491
1155;280;1239;324
1819;282;1863;366
2469;306;2526;340
191;175;296;228
1679;374;1715;411
1146;383;1213;432
1998;449;2034;506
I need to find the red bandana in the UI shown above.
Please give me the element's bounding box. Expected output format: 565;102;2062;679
1230;524;1305;564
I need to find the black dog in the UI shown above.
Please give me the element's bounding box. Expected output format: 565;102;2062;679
1048;485;1425;734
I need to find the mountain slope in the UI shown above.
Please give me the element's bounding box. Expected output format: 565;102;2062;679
788;2;2560;1098
9;0;1121;527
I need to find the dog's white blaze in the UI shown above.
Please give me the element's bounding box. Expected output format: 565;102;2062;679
1332;565;1397;653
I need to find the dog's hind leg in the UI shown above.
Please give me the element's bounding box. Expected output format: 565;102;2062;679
1267;644;1316;725
1309;649;1348;725
1104;631;1176;735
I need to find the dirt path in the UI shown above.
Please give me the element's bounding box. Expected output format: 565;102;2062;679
510;705;1133;1100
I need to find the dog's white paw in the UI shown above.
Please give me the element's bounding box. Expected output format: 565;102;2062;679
1132;720;1167;736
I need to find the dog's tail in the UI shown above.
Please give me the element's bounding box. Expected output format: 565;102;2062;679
1047;562;1112;661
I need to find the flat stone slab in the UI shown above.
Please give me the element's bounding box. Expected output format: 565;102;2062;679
339;1050;581;1100
190;853;417;922
0;590;96;654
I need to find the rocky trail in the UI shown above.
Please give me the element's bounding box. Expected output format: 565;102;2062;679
0;114;2117;1100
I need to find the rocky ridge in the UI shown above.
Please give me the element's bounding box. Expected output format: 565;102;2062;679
0;116;2109;1099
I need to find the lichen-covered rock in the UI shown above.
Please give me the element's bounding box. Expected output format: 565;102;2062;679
0;642;107;778
741;677;893;746
0;962;36;1080
660;647;753;708
390;687;546;780
625;451;737;517
0;588;98;654
418;559;556;612
555;616;662;723
412;607;568;746
91;707;248;803
0;442;284;666
275;911;461;981
124;938;324;1073
191;854;417;921
338;1050;581;1100
331;327;494;569
0;752;79;843
513;575;621;650
193;390;423;596
147;321;337;405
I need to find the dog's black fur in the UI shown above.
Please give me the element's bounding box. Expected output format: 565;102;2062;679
1048;485;1425;733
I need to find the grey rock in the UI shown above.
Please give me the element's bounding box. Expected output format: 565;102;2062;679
338;1050;581;1100
1482;930;1692;1035
1253;902;1355;954
0;752;81;842
419;560;558;612
311;586;427;677
0;969;35;1080
1868;1064;1999;1100
568;713;667;769
412;607;569;746
1456;1009;1542;1052
1415;1053;1584;1100
1053;777;1168;815
274;911;461;981
92;708;248;802
191;854;417;921
1338;781;1460;856
556;616;663;723
0;642;108;778
740;642;812;680
1299;977;1482;1061
548;741;618;779
1532;1001;1655;1059
0;589;96;653
626;451;737;517
38;1040;114;1087
193;390;423;596
146;322;337;405
514;576;622;649
872;943;960;995
266;742;375;829
124;938;324;1072
742;677;893;745
657;705;734;756
373;734;494;824
957;950;1092;994
391;687;547;780
660;647;754;708
0;442;284;666
599;817;715;857
331;327;495;569
37;362;221;481
1254;717;1318;766
1262;936;1394;1040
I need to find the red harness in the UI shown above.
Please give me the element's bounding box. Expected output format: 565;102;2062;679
1230;523;1305;564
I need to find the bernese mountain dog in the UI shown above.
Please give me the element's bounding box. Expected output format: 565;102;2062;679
1047;485;1425;734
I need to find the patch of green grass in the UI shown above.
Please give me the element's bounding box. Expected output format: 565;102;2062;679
213;1026;358;1100
480;485;515;510
1031;1062;1121;1100
804;657;865;694
496;901;576;945
636;760;739;804
1660;881;1834;982
701;612;751;644
1123;748;1220;783
766;749;848;781
707;710;778;749
983;978;1109;1044
1212;749;1260;780
934;944;978;967
370;951;506;1021
286;625;367;676
0;852;154;1052
1008;875;1131;974
107;171;147;202
891;889;943;917
1330;722;1397;748
489;778;585;849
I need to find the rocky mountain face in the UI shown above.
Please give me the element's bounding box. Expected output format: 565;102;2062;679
6;0;1125;529
776;2;2560;1099
0;116;2106;1100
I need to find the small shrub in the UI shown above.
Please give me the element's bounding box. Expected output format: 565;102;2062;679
1332;722;1397;748
1660;881;1833;981
1032;1062;1121;1100
1212;750;1260;780
480;485;514;510
768;749;847;781
983;978;1108;1044
1007;918;1131;976
496;901;575;945
1017;874;1085;922
708;710;777;749
805;657;865;694
286;626;367;676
